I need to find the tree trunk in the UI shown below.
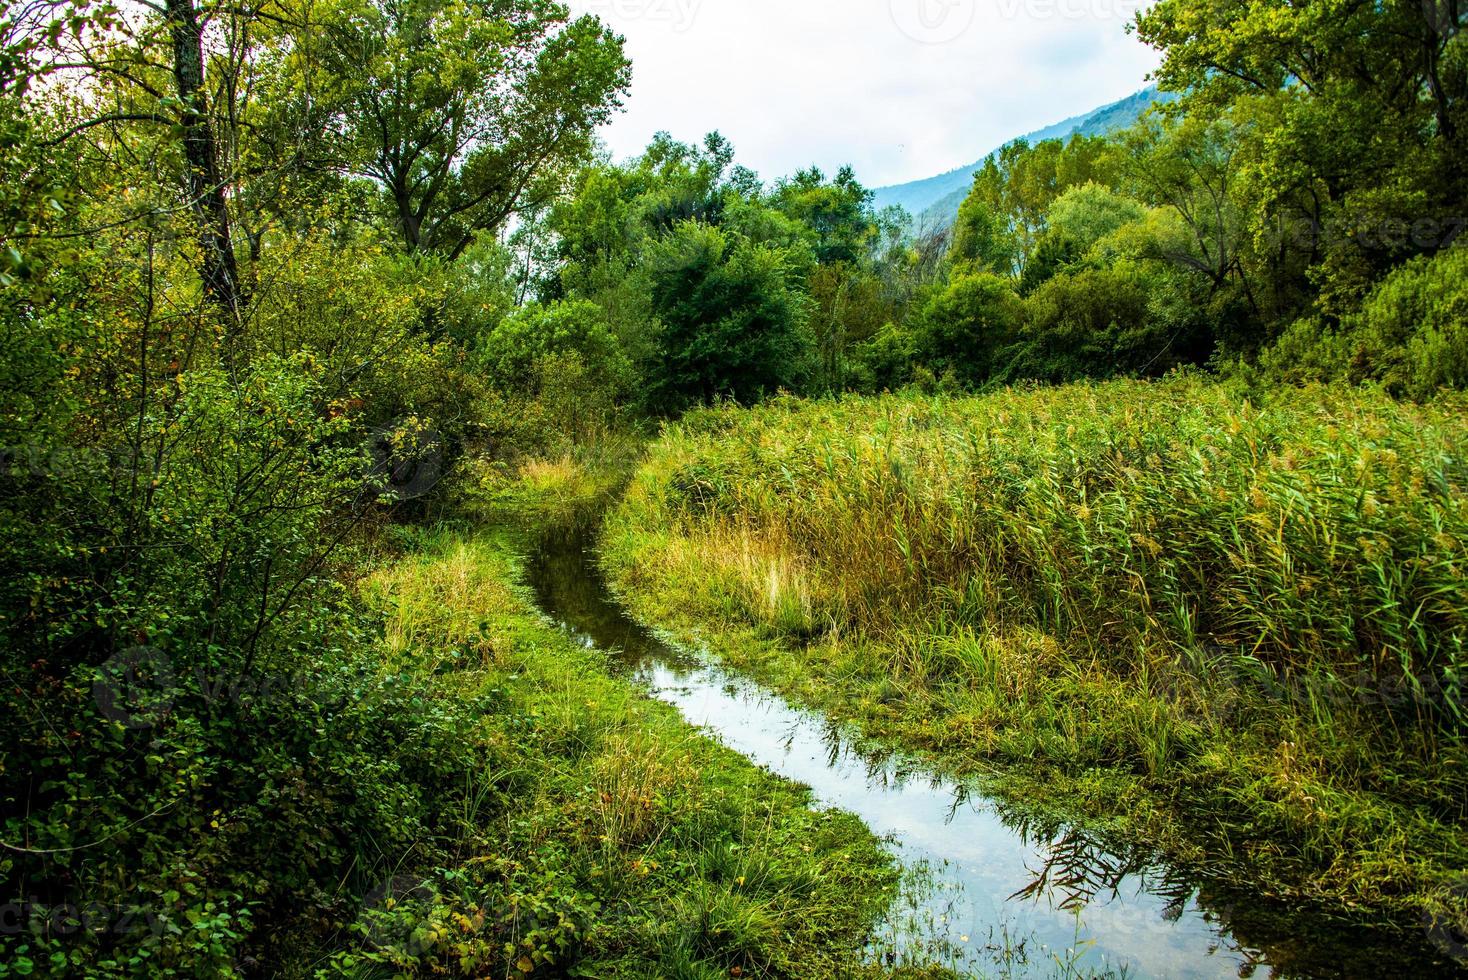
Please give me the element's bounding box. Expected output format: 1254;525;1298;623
166;0;244;335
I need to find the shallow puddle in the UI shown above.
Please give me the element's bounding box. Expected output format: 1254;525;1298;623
527;531;1462;978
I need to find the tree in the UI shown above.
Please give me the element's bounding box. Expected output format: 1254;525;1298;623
1136;0;1467;319
1017;261;1207;381
641;221;812;411
958;134;1122;277
770;165;876;266
317;0;630;257
478;298;631;394
1020;183;1148;293
909;272;1023;386
1122;116;1255;307
16;0;249;334
950;192;1007;274
166;0;243;321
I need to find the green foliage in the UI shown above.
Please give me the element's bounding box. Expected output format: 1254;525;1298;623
1134;0;1467;337
1262;247;1468;400
949;194;1006;274
1043;183;1148;259
0;345;458;975
960;135;1123;277
474;300;636;451
545;135;904;407
1016;261;1205;381
640;220;814;412
478;299;632;395
770;165;877;266
903;273;1024;387
312;0;631;256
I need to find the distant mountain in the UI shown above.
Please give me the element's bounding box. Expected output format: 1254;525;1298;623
871;87;1175;228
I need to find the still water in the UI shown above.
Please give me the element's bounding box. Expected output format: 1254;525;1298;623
527;531;1462;979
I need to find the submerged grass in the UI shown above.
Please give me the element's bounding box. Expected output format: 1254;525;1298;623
328;521;905;977
600;375;1468;940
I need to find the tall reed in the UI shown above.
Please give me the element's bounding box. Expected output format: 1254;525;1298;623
602;375;1468;925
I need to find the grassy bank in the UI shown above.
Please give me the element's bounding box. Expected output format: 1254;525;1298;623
323;522;902;977
600;375;1468;939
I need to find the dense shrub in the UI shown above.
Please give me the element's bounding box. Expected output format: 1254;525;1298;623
477;299;633;397
640;221;814;412
1262;247;1468;400
906;272;1024;386
1014;262;1200;380
1020;183;1149;294
0;348;489;975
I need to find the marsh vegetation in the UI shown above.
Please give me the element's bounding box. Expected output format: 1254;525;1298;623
2;0;1466;975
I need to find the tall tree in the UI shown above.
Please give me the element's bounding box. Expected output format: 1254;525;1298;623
1136;0;1467;313
166;0;243;322
317;0;629;257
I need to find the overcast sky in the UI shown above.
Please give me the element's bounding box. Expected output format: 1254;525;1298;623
566;0;1162;189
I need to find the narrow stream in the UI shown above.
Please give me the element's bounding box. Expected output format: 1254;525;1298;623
527;531;1460;978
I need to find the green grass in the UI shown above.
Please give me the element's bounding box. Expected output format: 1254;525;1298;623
322;523;904;978
598;374;1468;937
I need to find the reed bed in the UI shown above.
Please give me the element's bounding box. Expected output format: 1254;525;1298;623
602;375;1468;931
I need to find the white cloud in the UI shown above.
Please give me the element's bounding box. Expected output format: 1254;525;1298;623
569;0;1162;188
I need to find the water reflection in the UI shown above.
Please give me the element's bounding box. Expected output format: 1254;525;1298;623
526;532;1462;978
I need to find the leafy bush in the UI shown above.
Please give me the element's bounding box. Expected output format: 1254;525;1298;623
477;300;633;398
640;221;814;412
1046;183;1149;255
906;272;1023;387
1020;183;1149;293
1016;261;1204;381
473;300;635;451
0;349;487;976
1262;247;1468;400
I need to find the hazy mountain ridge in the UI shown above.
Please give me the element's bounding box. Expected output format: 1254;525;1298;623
872;86;1174;226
